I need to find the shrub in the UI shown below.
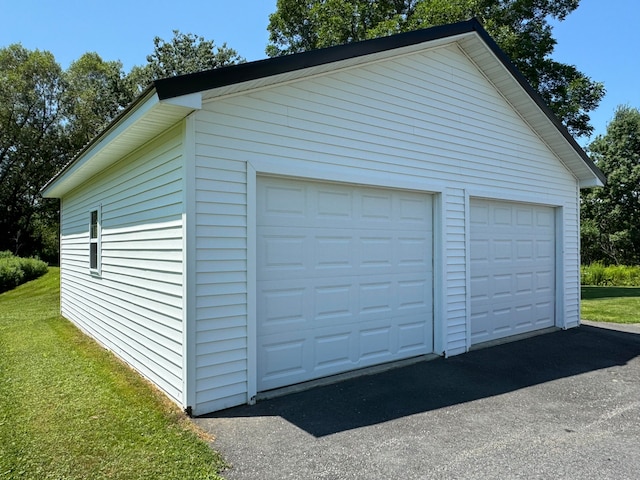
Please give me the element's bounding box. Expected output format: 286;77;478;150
0;259;25;292
0;253;49;293
581;262;640;286
19;257;49;281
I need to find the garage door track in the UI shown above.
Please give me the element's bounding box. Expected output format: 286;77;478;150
195;322;640;479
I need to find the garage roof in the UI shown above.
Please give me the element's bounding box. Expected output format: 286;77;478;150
42;18;605;198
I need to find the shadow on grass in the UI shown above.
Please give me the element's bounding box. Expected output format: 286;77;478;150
205;325;640;437
581;286;640;300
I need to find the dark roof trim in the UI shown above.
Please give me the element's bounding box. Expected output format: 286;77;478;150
154;19;480;100
153;17;604;185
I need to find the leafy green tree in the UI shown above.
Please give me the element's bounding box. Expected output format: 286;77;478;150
1;32;242;261
266;0;604;137
0;47;132;262
63;52;134;150
581;106;640;265
0;44;67;259
128;30;244;93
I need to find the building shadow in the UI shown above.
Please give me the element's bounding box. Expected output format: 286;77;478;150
203;325;640;437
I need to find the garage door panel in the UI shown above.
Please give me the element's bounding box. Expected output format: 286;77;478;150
398;277;432;310
398;236;433;266
261;183;307;219
536;271;554;292
360;236;394;267
398;321;430;352
470;199;555;345
258;235;429;280
536;239;554;259
399;196;432;223
316;189;354;220
314;284;355;321
259;233;307;275
261;335;308;380
259;284;307;326
259;178;432;229
257;177;434;391
259;275;431;333
359;325;393;360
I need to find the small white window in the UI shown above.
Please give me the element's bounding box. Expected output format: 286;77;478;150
89;208;101;273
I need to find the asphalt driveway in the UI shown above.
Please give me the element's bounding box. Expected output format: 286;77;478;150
195;322;640;479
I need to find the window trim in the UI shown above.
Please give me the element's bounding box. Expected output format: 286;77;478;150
89;206;101;274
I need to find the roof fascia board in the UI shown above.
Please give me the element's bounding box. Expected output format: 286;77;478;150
579;177;604;188
161;92;202;110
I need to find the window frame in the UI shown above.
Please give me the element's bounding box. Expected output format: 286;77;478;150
89;206;101;275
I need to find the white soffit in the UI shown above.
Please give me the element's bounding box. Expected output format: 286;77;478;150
42;92;200;198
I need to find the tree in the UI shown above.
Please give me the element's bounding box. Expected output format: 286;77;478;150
128;30;244;93
266;0;604;137
0;46;133;261
0;44;67;259
581;106;640;265
63;53;134;150
0;32;243;261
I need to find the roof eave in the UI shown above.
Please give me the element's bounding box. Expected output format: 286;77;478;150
42;89;202;198
579;177;605;188
43;18;605;197
455;26;606;188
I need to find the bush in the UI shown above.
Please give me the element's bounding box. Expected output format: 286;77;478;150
0;253;49;293
581;262;640;286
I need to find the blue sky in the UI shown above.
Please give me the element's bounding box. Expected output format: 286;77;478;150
1;0;637;144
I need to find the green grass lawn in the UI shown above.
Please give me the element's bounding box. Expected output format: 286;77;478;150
581;286;640;324
0;268;226;480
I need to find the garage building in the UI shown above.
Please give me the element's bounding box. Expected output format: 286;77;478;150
42;19;605;415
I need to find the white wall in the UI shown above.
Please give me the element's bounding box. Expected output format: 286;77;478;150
191;147;250;413
192;43;580;414
59;125;186;405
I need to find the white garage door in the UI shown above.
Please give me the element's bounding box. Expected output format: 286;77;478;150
257;177;434;391
470;199;556;345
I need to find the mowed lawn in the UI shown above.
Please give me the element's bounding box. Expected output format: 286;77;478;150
0;268;226;480
581;286;640;324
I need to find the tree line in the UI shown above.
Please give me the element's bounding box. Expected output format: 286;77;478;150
1;0;637;265
0;32;241;262
582;106;640;265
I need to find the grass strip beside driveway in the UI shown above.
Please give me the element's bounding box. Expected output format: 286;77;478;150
0;268;226;480
581;286;640;324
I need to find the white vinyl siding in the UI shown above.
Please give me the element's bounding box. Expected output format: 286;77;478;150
443;189;467;355
59;125;186;405
192;156;249;414
192;43;579;412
